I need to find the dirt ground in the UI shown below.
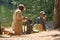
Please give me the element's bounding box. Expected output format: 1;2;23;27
0;30;60;40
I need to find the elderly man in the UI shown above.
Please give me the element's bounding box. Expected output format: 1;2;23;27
12;4;26;35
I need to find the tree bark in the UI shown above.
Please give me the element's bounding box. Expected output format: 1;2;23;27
53;0;60;29
44;0;48;13
0;21;2;35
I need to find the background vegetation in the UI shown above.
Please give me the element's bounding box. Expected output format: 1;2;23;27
0;0;55;27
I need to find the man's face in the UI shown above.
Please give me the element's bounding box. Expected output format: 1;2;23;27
40;13;43;17
19;6;24;11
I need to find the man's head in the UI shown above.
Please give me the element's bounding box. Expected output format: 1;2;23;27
18;4;26;11
39;11;45;18
39;11;43;18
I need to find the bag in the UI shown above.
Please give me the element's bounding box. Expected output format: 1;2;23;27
36;24;45;32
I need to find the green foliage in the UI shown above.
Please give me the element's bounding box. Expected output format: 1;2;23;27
0;0;55;27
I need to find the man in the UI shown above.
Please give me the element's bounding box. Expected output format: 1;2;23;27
12;4;26;35
36;11;46;31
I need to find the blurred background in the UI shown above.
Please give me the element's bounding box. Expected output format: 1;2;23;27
0;0;55;28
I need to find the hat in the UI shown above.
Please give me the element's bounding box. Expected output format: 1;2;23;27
18;4;24;7
18;4;26;11
40;11;45;14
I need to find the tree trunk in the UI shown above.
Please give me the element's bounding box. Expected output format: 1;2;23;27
44;0;48;13
53;0;60;29
0;21;2;35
